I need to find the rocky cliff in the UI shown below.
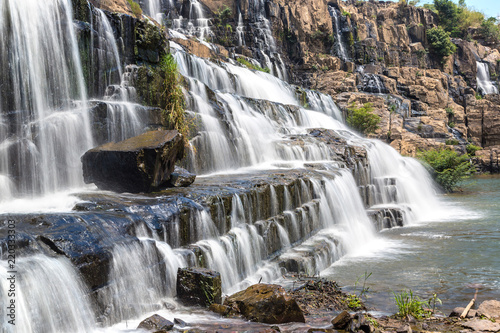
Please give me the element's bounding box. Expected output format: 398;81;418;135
84;0;500;171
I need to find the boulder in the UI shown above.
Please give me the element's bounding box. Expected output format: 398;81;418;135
332;310;351;329
477;300;500;319
168;167;196;187
81;130;184;193
176;268;221;307
462;318;500;332
137;314;174;331
223;284;305;324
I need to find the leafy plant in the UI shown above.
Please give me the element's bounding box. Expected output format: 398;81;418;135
445;107;454;116
342;10;351;18
417;148;475;192
445;138;459;145
346;102;380;135
476;93;483;100
428;293;442;314
394;289;430;319
466;144;481;156
427;26;457;62
347;294;362;309
448;121;455;128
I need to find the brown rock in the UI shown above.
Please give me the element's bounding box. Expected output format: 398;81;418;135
81;130;184;193
223;284;305;324
332;310;351;329
89;0;132;15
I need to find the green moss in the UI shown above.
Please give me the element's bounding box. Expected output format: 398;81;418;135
127;0;142;18
236;57;270;73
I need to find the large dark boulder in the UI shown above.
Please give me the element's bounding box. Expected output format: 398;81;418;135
223;284;305;324
81;130;184;193
137;314;174;331
176;267;222;307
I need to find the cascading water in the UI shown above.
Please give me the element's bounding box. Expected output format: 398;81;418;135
145;0;163;22
237;12;245;46
0;0;93;200
0;1;450;331
172;0;212;39
476;61;498;95
328;5;348;61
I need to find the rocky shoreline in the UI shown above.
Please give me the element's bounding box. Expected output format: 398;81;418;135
138;275;500;333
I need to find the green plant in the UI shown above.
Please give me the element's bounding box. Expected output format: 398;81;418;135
445;107;454;116
342;10;351;18
476;93;483;100
354;271;372;298
428;293;442;314
347;294;362;309
417;148;475;192
445;138;459;145
237;57;270;73
466;144;481;156
127;0;142;18
346;102;381;135
448;121;455;128
394;289;430;319
427;26;457;62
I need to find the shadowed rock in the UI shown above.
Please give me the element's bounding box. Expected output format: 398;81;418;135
137;314;174;331
176;267;222;307
81;130;184;193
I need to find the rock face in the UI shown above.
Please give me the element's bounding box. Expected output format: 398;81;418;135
477;300;500;319
137;314;174;331
223;284;305;324
81;130;184;193
176;267;222;307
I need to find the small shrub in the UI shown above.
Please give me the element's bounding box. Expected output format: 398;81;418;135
427;26;457;62
476;93;483;100
445;138;459;145
445;107;454;116
466;144;481;156
448;121;455;128
346;102;381;135
417;148;475;192
394;289;430;319
342;10;351;18
127;0;142;18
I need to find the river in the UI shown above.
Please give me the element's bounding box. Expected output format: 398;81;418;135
323;175;500;315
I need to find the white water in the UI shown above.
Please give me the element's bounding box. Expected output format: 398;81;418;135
0;255;95;333
329;5;348;61
0;2;451;332
476;61;498;95
0;0;93;199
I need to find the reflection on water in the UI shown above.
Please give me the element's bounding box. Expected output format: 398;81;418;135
322;175;500;314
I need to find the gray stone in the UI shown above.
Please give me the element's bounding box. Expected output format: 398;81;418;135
462;318;500;332
82;130;184;193
478;300;500;319
137;314;174;331
168;167;196;187
396;324;412;333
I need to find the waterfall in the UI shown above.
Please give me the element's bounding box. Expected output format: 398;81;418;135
328;5;348;61
172;0;212;39
237;12;245;46
0;255;95;333
0;0;93;200
146;0;163;22
476;61;498;95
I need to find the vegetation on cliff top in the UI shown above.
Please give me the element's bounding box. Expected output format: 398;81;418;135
126;0;142;18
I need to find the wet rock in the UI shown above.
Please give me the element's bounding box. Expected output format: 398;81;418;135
176;267;221;307
173;318;188;327
349;312;374;333
81;130;184;193
137;314;174;331
332;310;352;329
477;300;500;319
209;303;232;316
168;167;196;187
223;284;305;324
